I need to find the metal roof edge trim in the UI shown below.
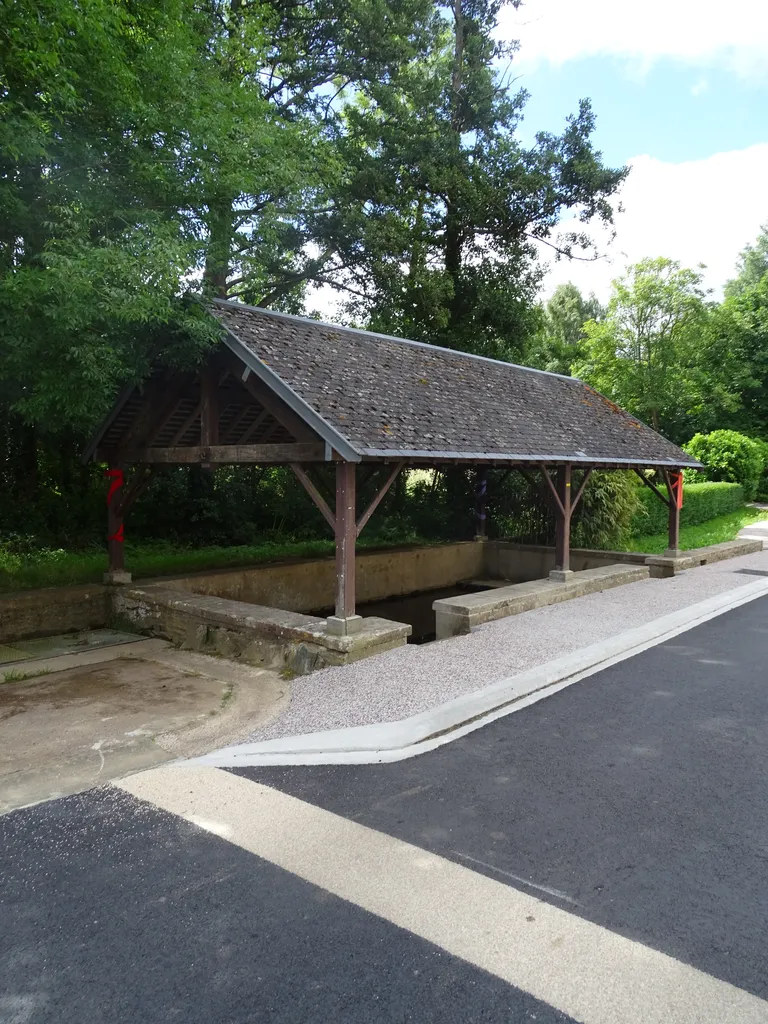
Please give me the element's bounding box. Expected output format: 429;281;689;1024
215;319;362;463
357;448;703;468
210;297;577;383
81;381;137;464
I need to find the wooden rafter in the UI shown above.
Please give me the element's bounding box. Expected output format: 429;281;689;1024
169;403;202;445
356;461;404;538
540;466;566;517
116;442;325;465
633;468;672;508
220;349;317;443
290;463;336;530
570;468;593;513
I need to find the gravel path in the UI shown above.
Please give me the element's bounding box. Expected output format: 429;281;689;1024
250;548;768;741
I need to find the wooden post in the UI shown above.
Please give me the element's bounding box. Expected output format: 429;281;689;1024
333;461;358;629
553;464;572;576
474;468;488;539
105;464;126;576
667;470;683;555
200;366;219;471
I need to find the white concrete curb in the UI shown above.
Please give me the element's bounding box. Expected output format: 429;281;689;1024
193;578;768;767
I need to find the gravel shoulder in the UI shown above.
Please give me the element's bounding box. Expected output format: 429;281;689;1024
250;548;768;741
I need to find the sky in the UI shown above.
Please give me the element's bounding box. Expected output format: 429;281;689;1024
503;0;768;301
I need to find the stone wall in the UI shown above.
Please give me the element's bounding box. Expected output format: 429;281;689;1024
116;584;410;674
0;584;109;644
485;542;648;583
167;540;487;612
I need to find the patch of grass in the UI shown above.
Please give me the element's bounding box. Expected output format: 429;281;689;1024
623;506;768;555
2;667;52;683
0;534;435;593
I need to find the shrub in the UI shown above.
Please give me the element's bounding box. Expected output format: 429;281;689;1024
571;471;641;549
631;481;744;537
751;438;768;501
685;430;764;500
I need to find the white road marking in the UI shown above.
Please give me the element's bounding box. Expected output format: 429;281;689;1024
117;765;768;1024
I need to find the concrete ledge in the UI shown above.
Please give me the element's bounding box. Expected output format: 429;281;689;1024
433;563;649;639
115;585;411;674
646;538;763;578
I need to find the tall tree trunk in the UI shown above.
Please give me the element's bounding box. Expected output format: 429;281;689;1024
444;0;465;331
203;199;234;299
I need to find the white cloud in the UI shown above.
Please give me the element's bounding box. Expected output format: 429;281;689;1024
502;0;768;80
690;77;709;96
538;143;768;302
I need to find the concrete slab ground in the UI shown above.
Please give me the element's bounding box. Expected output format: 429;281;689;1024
0;640;288;814
0;628;141;666
246;546;768;743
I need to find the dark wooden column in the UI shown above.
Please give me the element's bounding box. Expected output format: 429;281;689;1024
199;366;219;471
554;464;572;574
105;465;125;574
334;461;357;622
474;468;488;539
667;470;683;555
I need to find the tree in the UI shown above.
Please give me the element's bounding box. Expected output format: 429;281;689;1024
528;282;603;374
573;258;718;440
702;275;768;436
724;224;768;298
0;0;219;429
319;0;627;361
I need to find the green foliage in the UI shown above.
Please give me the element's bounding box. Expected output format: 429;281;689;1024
571;471;640;550
684;430;764;500
0;536;433;592
528;283;603;375
573;258;716;441
725;224;768;298
632;480;745;537
331;2;626;361
624;507;768;555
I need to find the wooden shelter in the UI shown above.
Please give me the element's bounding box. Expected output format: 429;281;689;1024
85;299;701;634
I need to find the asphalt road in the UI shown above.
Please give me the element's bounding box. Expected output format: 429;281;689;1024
2;596;768;1023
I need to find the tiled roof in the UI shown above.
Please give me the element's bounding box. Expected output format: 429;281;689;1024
210;300;698;467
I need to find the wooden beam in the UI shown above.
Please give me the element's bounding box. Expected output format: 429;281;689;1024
200;366;219;471
169;403;201;445
290;463;336;531
356;461;404;538
120;443;326;464
661;468;683;554
541;465;566;517
220;349;318;443
553;464;572;573
633;468;672;508
474;467;488;539
335;462;357;619
200;367;219;446
105;465;125;573
238;408;271;444
222;402;258;444
570;467;593;514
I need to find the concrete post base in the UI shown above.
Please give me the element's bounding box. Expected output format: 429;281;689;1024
103;571;132;586
664;548;681;558
549;569;575;583
325;614;364;637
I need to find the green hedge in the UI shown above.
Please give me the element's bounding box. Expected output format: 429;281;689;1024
631;481;744;537
685;430;764;500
